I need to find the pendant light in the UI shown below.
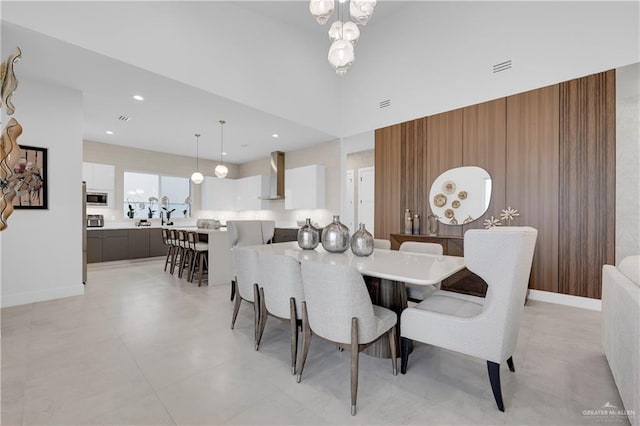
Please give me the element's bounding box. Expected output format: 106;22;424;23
214;120;228;179
190;133;204;184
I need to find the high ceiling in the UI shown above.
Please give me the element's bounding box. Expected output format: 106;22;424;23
2;1;638;165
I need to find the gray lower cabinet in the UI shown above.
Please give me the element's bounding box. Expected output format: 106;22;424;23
128;229;150;259
87;230;103;263
102;230;129;262
149;228;167;257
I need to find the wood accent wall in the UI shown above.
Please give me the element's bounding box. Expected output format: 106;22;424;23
374;70;616;299
559;70;616;298
374;124;402;239
506;85;560;293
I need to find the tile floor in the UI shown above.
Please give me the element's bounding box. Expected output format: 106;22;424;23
1;258;628;425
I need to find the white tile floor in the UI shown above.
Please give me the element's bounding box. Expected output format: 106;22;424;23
1;258;628;425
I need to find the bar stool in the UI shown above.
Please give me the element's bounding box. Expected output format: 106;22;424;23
187;231;208;286
168;229;181;275
176;230;192;279
162;228;176;272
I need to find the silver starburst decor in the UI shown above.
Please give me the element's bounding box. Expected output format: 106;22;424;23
500;206;520;226
484;216;502;229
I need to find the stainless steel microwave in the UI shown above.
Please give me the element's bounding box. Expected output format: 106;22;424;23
86;191;108;206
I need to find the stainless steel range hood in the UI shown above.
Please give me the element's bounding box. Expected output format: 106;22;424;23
259;151;285;200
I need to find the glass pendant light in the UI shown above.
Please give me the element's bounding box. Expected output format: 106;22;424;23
349;0;376;26
309;0;335;25
190;133;204;184
214;120;228;179
328;39;355;76
328;20;360;44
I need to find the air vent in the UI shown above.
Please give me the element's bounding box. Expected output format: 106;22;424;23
379;99;391;109
118;115;131;122
493;60;512;73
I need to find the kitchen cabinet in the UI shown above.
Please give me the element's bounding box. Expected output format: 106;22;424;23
149;228;167;257
83;162;115;190
102;230;129;262
87;230;103;263
201;176;236;211
235;175;269;211
284;165;325;210
128;229;150;259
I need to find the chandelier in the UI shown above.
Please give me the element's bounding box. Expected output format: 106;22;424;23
214;120;228;179
309;0;376;75
190;133;204;184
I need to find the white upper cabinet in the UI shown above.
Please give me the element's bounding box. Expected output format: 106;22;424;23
285;165;326;210
201;176;236;211
235;175;269;211
83;162;115;191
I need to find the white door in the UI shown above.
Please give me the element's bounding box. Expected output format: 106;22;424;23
344;170;355;232
358;167;375;235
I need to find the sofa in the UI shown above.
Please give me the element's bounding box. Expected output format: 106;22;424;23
602;255;640;425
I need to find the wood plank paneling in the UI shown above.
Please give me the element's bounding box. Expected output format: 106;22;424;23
374;124;402;240
400;118;428;225
559;70;616;299
462;98;507;231
506;85;560;293
426;109;464;236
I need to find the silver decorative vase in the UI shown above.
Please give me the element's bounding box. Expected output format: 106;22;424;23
350;223;374;257
297;218;319;250
321;215;350;253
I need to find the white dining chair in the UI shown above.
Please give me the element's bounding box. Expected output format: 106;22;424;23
399;241;443;301
400;227;538;412
298;260;398;416
230;247;260;349
256;252;305;374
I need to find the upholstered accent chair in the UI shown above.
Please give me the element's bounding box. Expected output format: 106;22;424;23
400;227;537;412
399;241;443;301
256;253;305;374
230;247;260;348
373;239;391;250
298;260;398;416
227;220;275;301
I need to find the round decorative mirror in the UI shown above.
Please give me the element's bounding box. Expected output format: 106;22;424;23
429;166;492;225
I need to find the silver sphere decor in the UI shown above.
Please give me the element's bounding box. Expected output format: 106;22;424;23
297;218;320;250
350;223;374;256
321;215;350;253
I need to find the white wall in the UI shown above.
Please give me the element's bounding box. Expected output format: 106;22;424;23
1;77;84;307
616;63;640;263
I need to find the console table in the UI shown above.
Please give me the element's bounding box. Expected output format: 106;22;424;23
390;233;488;297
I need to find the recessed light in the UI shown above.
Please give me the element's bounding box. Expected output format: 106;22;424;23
222;152;227;156
133;95;144;101
272;133;279;138
105;130;114;135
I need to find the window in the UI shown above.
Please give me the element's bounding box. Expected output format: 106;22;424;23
123;172;191;219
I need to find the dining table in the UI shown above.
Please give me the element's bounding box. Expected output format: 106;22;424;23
242;241;466;358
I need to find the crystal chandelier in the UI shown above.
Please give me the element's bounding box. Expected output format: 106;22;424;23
214;120;228;179
310;0;376;75
190;133;204;184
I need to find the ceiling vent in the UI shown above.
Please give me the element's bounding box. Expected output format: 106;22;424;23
118;115;131;122
493;60;512;73
379;99;391;109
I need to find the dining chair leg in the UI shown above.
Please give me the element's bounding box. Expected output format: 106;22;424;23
487;361;505;412
231;285;242;329
230;280;236;301
289;298;298;375
253;283;260;350
350;317;359;416
389;326;398;376
507;356;515;372
256;287;268;350
296;302;312;383
400;337;411;374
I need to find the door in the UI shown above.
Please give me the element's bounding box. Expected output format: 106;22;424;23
358;167;375;235
344;170;355;232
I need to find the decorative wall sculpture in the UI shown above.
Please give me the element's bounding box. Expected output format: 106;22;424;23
0;46;24;231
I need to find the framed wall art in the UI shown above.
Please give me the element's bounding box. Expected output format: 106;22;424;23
12;145;48;209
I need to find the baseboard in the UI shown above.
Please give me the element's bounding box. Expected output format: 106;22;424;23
1;285;85;308
528;289;602;311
